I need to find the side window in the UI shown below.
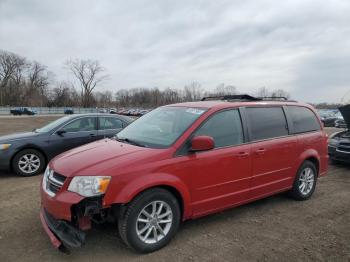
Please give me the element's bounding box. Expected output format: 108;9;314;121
246;107;288;141
288;106;321;134
62;117;96;132
99;117;123;130
194;109;244;148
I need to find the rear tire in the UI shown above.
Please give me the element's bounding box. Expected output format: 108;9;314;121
288;160;317;201
118;188;180;253
12;149;45;177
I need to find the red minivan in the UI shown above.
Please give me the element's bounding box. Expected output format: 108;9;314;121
40;95;328;253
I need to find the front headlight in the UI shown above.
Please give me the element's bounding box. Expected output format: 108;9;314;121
68;176;111;197
0;144;11;150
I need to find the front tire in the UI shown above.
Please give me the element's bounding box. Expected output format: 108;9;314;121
289;160;317;200
118;188;181;253
12;149;45;177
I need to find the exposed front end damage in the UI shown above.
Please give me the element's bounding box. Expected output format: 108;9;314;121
40;187;117;252
328;130;350;163
328;105;350;163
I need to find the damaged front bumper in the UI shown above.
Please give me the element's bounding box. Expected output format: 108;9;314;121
40;208;86;251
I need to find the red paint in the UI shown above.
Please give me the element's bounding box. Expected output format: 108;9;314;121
41;100;328;229
190;136;214;151
39;208;62;249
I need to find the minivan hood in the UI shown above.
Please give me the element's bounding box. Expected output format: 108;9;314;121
339;104;350;128
0;131;42;143
50;139;167;177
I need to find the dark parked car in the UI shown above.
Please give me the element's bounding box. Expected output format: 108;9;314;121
334;112;347;128
64;108;74;115
318;110;337;127
10;107;36;116
0;113;132;176
328;104;350;163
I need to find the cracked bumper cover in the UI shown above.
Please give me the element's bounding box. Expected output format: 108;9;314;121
40;208;86;249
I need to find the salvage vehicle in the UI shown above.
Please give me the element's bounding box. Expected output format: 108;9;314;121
10;107;36;116
328;104;350;163
335;111;347;128
40;95;328;253
0;113;132;176
317;110;337;127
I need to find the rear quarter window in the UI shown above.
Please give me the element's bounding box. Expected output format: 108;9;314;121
246;107;288;141
287;106;321;134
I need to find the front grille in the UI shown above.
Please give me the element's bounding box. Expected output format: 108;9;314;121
43;170;66;197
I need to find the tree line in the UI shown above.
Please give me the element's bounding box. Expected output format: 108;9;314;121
1;49;294;108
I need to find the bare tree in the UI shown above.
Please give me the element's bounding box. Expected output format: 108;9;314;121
95;90;113;108
212;83;237;96
184;81;203;101
270;89;291;99
47;81;78;107
65;59;108;107
26;61;53;106
0;50;27;105
255;87;270;98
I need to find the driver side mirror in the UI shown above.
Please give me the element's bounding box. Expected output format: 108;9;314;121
190;136;214;152
56;129;66;136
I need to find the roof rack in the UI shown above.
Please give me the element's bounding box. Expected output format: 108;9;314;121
201;94;261;101
256;96;289;101
201;94;295;102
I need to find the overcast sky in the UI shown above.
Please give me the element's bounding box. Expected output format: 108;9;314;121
1;0;350;103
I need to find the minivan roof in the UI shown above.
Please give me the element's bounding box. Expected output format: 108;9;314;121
166;100;311;110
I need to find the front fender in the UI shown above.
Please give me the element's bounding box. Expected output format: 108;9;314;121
104;173;192;220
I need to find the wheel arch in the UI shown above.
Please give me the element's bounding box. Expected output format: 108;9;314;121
297;149;320;176
304;156;319;175
106;174;192;221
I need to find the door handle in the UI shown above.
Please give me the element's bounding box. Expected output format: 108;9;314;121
237;152;249;158
89;133;96;137
255;148;266;155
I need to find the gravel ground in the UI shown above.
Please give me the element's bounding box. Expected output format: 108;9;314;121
0;116;349;262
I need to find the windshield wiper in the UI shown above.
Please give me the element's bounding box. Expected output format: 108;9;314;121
115;136;146;147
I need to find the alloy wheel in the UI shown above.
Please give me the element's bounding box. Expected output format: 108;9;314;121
18;154;41;174
298;167;315;195
136;200;173;244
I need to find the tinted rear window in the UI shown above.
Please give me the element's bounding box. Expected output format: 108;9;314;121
246;107;288;141
287;106;321;134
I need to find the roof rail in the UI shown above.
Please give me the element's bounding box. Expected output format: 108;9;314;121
256;96;289;101
201;94;261;101
201;94;295;102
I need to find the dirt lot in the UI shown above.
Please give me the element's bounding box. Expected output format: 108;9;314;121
0;116;349;262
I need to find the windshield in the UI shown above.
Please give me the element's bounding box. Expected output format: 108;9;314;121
36;116;72;133
116;106;207;148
